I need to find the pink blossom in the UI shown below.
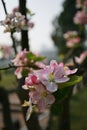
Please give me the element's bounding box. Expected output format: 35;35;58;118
74;11;87;24
36;60;76;92
14;67;22;79
22;60;77;120
11;49;28;66
35;62;46;68
66;37;81;48
29;84;55;110
22;73;40;89
63;31;81;48
75;51;87;64
11;49;29;78
83;0;87;7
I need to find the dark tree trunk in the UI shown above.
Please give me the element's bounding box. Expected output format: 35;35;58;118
18;1;42;130
19;0;29;51
58;98;70;130
58;86;73;130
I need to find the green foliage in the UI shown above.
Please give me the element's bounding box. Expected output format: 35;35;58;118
58;75;82;88
71;87;87;130
26;8;35;16
22;69;29;77
51;0;85;61
0;73;17;89
26;52;46;62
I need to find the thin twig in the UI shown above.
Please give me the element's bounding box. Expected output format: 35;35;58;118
0;64;28;70
1;0;17;54
1;0;8;15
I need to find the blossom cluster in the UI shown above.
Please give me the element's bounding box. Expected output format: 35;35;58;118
0;11;34;33
63;31;81;48
12;50;77;120
11;49;29;78
74;11;87;24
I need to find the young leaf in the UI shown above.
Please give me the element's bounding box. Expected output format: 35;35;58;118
26;52;45;62
58;75;82;89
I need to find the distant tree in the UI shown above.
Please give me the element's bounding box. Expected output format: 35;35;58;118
51;0;85;62
51;0;85;130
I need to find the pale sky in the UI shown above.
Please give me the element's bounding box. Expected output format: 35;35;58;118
0;0;64;52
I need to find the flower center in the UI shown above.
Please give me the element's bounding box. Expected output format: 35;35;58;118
48;73;54;81
41;92;47;97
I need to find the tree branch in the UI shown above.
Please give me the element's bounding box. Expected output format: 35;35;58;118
0;64;28;70
1;0;8;15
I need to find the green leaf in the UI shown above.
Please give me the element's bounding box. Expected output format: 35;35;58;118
58;75;82;89
26;8;35;16
22;69;29;77
34;56;46;62
26;52;46;62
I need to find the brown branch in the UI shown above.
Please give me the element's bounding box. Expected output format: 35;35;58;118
0;64;28;70
1;0;8;15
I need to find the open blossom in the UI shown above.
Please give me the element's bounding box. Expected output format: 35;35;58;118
75;51;87;64
73;11;87;24
23;60;77;93
29;84;55;110
36;60;77;92
24;84;55;120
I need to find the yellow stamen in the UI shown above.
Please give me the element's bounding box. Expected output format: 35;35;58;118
48;73;54;81
41;92;47;97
